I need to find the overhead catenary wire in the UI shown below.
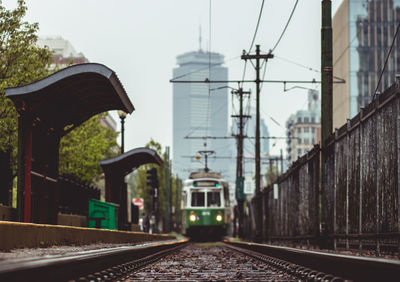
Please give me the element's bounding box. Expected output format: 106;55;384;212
275;55;345;82
205;0;213;146
170;55;240;82
259;57;268;92
248;0;266;54
240;60;248;89
373;19;400;100
269;0;299;54
276;55;320;74
240;0;266;88
185;102;228;137
171;62;222;81
227;0;314;159
256;0;307;129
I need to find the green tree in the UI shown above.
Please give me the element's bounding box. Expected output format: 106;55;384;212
265;164;279;186
0;0;53;175
126;139;182;232
0;1;120;186
59;113;119;184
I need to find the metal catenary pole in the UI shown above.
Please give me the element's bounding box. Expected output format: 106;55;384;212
165;146;171;233
175;174;179;232
321;0;333;241
232;88;251;237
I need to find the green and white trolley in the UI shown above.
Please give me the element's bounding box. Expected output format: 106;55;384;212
182;171;230;239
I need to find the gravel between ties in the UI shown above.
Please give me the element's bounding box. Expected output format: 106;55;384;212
125;243;297;281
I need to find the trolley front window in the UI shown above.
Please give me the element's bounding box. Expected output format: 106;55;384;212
207;191;221;207
191;191;205;207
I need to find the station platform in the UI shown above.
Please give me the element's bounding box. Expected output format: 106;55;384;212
0;221;175;251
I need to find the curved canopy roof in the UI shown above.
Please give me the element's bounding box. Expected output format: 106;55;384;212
100;147;163;177
5;63;134;136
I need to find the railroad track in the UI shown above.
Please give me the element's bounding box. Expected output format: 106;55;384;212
124;242;298;281
123;241;400;281
0;239;188;281
2;239;399;281
225;240;400;281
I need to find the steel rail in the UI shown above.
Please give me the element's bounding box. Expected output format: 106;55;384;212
0;239;188;281
224;240;400;281
223;242;342;281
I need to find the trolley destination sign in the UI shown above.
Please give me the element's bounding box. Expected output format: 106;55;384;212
193;181;220;188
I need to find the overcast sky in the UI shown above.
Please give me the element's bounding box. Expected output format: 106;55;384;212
3;0;343;158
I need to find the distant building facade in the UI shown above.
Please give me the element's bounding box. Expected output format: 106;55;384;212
37;36;116;132
99;114;117;132
37;36;89;69
333;0;400;128
226;111;270;195
286;90;321;164
243;112;270;182
172;50;230;180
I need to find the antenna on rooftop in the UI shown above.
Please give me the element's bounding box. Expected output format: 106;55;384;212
199;25;202;52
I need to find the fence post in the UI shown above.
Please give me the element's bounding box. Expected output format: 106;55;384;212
375;94;381;257
333;129;338;251
359;108;364;255
397;89;400;259
346;119;350;250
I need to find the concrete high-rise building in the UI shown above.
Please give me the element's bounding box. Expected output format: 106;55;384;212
286;90;321;164
333;0;400;128
172;50;229;180
38;36;115;133
37;36;89;69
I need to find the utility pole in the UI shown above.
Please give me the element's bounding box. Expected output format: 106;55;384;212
241;44;273;242
321;0;333;242
165;146;171;233
175;174;180;232
231;88;251;238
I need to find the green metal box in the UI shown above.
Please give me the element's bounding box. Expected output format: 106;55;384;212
88;199;119;230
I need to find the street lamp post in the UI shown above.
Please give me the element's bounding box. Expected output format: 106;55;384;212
118;110;127;154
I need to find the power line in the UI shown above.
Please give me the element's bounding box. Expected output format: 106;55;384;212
249;0;266;53
240;0;266;89
171;79;325;84
240;60;248;89
171;62;221;81
270;0;299;53
185;102;228;137
205;0;213;148
170;55;240;82
275;55;319;74
373;19;400;100
275;55;345;82
259;57;269;92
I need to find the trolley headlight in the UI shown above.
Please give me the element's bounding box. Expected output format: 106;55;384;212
189;212;196;222
216;213;223;222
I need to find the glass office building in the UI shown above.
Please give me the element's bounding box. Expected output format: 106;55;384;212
333;0;400;128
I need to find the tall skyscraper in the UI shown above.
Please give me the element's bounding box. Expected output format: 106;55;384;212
333;0;400;128
172;50;229;180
